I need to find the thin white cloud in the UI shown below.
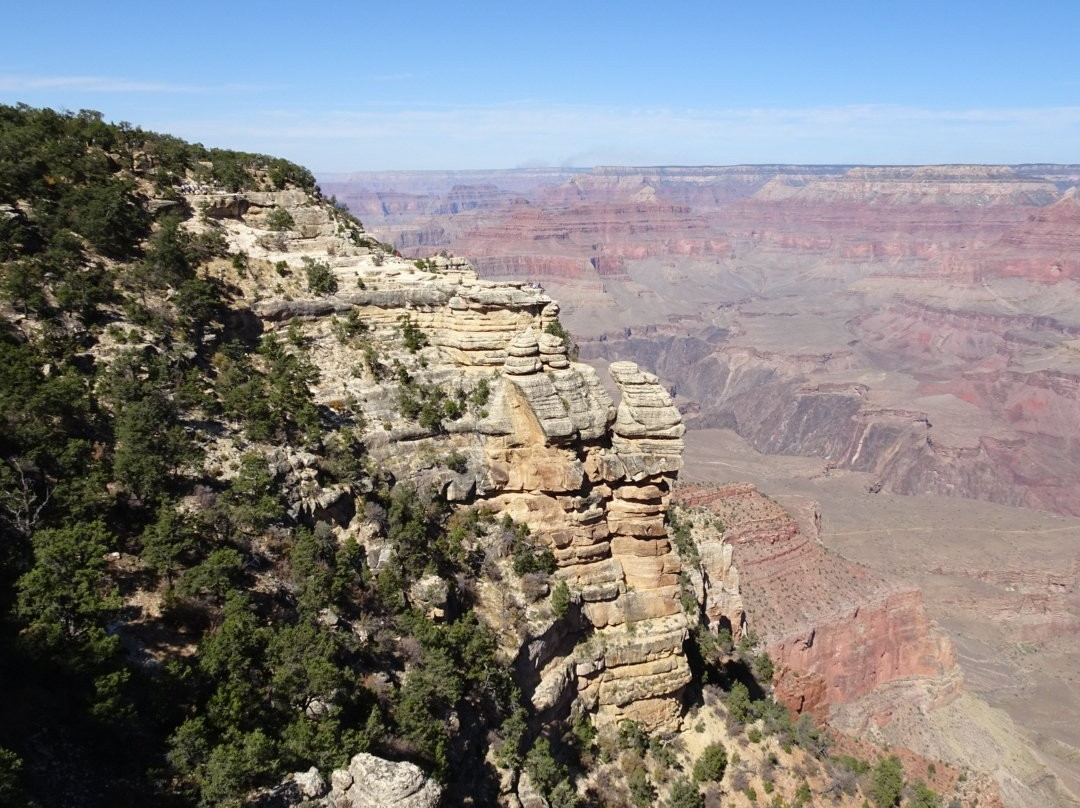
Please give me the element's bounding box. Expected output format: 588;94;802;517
0;74;204;93
146;102;1080;170
0;75;278;94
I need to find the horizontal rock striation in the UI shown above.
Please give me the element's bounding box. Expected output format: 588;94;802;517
222;197;695;730
320;164;1080;518
674;484;961;723
481;350;690;730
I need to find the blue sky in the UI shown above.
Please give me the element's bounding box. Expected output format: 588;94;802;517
3;1;1079;170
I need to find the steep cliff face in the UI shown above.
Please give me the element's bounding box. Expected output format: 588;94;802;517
481;353;691;730
673;484;961;723
193;190;693;732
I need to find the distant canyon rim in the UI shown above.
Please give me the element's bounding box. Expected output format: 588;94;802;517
321;164;1080;806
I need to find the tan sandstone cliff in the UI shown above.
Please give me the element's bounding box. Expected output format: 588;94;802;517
184;186;693;732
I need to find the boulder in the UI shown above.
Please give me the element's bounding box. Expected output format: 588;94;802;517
323;753;441;808
294;767;328;799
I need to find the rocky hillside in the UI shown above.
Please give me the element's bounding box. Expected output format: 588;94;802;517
0;107;985;808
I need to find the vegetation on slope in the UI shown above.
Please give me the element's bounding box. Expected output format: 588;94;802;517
0;105;519;807
0;105;963;808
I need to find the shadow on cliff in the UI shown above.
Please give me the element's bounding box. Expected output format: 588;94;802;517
682;634;768;711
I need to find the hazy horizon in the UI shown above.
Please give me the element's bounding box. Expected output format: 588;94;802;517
4;0;1080;171
318;161;1080;175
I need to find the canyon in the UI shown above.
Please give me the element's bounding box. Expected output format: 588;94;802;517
188;173;1026;807
321;164;1080;806
322;164;1080;518
9;105;1077;808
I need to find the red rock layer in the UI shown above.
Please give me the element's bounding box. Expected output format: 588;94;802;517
323;165;1080;516
674;484;961;720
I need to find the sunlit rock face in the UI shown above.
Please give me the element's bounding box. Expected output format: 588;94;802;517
227;197;694;730
673;484;961;723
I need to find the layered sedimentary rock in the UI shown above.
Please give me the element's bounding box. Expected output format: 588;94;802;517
674;484;961;722
481;349;690;730
320;164;1080;519
325;164;1072;291
206;192;695;730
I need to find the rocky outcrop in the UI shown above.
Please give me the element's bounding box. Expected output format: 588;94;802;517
481;348;690;730
322;753;441;808
674;484;961;723
205;190;695;731
265;755;440;808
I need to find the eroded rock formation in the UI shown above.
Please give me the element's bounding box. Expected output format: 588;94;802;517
480;349;690;730
195;193;696;731
674;484;961;723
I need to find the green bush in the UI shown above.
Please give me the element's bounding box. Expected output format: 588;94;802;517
512;541;557;577
394;611;513;777
112;396;197;504
870;756;904;808
66;178;151;258
214;453;285;538
469;377;491;409
544;318;579;361
399;315;428;352
444;451;468;474
493;706;527;769
304;258;338;296
794;781;812;807
548;779;580;808
618;719;649;754
692;742;728;783
332;309;367;342
551;580;570;619
669;777;704;808
141;504;199;584
833;754;870;774
265;207;295;231
525;738;565;794
0;748;25;806
396;379;462;434
175;547;244;605
628;766;655;807
570;712;595;757
753;652;775;683
16;521;118;650
649;735;678;769
908;781;942;808
726;681;753;724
